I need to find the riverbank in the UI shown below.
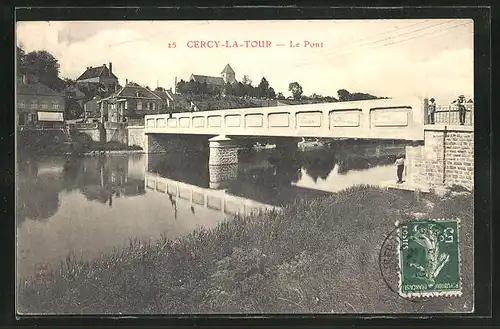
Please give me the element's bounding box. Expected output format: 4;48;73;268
17;185;473;314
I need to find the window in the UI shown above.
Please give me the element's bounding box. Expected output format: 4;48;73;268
152;102;156;111
18;113;27;125
18;101;25;109
52;101;60;109
41;101;48;109
30;101;37;109
30;113;37;122
147;102;151;111
137;101;142;111
125;101;128;110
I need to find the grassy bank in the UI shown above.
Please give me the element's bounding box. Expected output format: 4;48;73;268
18;185;473;314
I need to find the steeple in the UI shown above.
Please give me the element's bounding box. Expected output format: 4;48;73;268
221;63;236;84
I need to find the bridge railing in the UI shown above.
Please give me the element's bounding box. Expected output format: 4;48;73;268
144;98;426;141
428;104;474;125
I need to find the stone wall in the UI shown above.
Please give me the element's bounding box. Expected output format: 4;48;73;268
127;126;145;149
77;128;102;142
442;129;474;188
106;127;128;144
407;125;474;190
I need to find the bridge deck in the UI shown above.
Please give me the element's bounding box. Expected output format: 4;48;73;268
145;98;425;141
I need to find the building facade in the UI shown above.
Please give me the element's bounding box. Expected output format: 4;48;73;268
76;62;119;92
98;82;164;123
17;74;65;126
188;63;237;93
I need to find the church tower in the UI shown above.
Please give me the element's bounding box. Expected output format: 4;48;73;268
221;64;236;84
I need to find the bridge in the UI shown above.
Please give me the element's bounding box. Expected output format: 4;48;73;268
145;172;278;217
142;97;473;191
144;98;425;141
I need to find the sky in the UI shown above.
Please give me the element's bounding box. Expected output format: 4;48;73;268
16;19;473;103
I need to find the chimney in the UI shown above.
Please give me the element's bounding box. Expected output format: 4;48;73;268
109;62;112;75
126;78;128;85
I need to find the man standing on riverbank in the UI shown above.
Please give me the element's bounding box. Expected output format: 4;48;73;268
395;154;405;184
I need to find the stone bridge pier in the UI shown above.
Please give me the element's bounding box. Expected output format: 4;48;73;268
208;135;239;189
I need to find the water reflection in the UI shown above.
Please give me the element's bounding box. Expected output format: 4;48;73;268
16;142;404;279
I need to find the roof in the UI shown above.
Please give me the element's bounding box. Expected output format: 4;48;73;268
17;81;64;97
153;89;172;102
64;85;86;99
221;64;235;75
190;75;226;86
101;83;163;101
76;65;118;81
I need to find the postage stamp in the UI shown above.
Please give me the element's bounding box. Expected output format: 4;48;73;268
397;219;462;298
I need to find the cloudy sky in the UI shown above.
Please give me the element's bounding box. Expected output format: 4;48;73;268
16;19;473;103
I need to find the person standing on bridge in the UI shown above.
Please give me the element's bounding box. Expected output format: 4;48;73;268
428;98;436;124
395;154;405;184
453;95;467;125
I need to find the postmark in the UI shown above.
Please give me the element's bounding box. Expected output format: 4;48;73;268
398;219;462;298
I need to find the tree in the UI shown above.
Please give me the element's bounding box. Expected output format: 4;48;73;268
277;92;285;100
350;92;378;101
176;79;187;94
65;98;83;119
224;83;234;96
288;82;303;100
155;87;165;92
242;75;252;86
17;46;26;75
233;82;245;97
257;77;270;98
63;78;76;87
268;87;276;99
337;89;351;102
244;83;255;97
185;80;198;95
23;50;61;89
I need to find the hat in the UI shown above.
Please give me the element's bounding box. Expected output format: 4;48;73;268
430;98;435;102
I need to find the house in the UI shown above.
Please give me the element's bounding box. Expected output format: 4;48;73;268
16;74;65;127
98;81;164;123
82;96;102;120
76;62;119;92
64;85;86;106
188;63;237;92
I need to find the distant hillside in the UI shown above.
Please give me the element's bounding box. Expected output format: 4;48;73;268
172;94;277;112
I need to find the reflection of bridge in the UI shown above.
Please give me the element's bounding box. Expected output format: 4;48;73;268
144;98;424;141
145;172;278;217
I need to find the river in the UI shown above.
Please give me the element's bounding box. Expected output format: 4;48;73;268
16;142;404;279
